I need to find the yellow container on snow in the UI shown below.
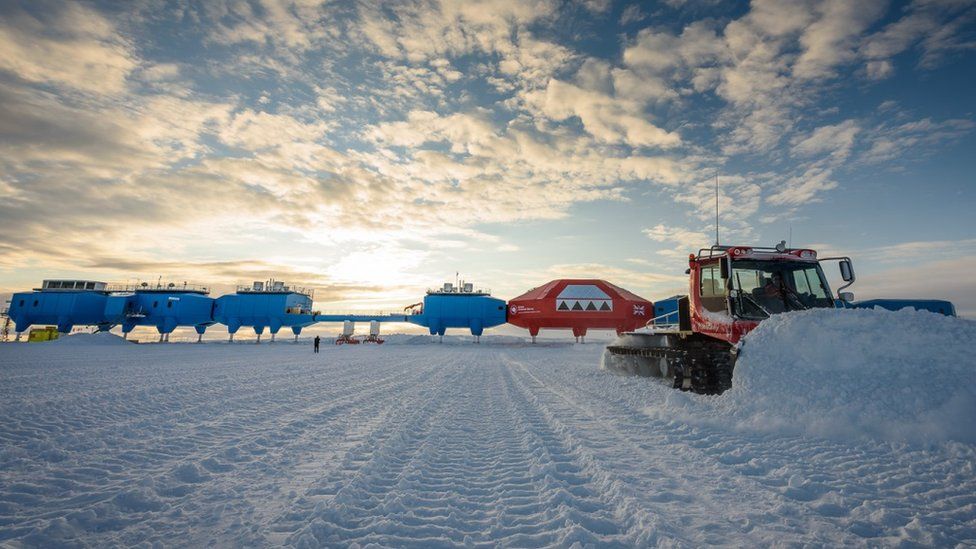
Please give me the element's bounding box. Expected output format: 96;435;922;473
28;326;60;342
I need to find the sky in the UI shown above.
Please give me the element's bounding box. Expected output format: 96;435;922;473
1;0;975;319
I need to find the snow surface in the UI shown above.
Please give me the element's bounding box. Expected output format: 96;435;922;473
51;332;131;346
1;321;975;546
647;308;976;445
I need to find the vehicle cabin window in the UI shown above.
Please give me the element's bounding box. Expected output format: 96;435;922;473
790;267;829;299
730;261;834;319
49;281;61;289
733;269;761;293
699;264;727;313
85;282;95;290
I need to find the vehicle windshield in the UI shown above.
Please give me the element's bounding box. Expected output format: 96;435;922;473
729;260;833;319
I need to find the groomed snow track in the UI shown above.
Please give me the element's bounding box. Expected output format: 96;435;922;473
1;341;975;546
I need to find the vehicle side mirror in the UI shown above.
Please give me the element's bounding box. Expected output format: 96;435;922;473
839;291;854;302
720;257;730;280
839;260;854;282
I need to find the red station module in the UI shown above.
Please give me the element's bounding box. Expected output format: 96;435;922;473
507;279;653;343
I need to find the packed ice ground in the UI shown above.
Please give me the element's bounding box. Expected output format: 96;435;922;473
1;309;974;547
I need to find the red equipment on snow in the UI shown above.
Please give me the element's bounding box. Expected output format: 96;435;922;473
507;279;653;343
603;242;856;394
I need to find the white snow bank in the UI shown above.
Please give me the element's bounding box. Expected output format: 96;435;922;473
50;332;130;345
377;334;530;345
654;308;976;445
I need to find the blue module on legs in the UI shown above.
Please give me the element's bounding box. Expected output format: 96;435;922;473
406;282;507;340
7;280;112;336
213;280;316;342
104;283;216;341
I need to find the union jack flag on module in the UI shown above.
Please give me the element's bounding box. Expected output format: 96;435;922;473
633;304;646;316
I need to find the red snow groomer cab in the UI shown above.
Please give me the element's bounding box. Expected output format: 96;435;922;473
603;242;856;394
507;279;653;343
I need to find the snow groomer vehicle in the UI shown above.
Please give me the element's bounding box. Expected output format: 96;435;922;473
602;241;855;394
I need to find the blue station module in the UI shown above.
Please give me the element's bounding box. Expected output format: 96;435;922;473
405;282;507;341
7;280;113;335
104;283;216;341
213;280;316;342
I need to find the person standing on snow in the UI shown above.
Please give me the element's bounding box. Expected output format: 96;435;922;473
313;335;320;353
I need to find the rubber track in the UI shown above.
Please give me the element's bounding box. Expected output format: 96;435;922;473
606;339;734;394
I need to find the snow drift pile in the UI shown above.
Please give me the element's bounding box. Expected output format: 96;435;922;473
51;332;130;345
651;308;976;444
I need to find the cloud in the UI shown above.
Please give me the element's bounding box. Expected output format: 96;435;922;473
766;166;839;206
354;0;557;63
791;119;860;160
619;5;646;25
219;109;330;151
857;256;976;319
361;108;697;228
623;21;727;75
0;81;232;177
204;0;338;52
860;0;976;77
849;238;976;265
643;224;714;259
860;117;975;164
792;0;887;80
0;3;136;94
531;79;681;148
644;224;710;247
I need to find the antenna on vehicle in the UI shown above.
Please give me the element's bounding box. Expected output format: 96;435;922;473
789;224;792;249
714;172;720;246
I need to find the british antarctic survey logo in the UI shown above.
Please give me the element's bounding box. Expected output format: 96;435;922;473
633;304;645;316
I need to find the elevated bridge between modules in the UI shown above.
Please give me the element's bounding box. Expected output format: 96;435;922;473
313;313;412;323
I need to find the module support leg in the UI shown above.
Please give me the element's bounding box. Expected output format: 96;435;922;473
256;334;262;344
197;334;203;343
531;335;536;344
15;332;22;342
270;333;276;343
580;336;585;344
439;335;443;344
229;333;235;342
159;333;164;343
294;334;299;343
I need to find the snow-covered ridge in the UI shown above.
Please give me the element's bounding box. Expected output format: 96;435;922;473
650;308;976;445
